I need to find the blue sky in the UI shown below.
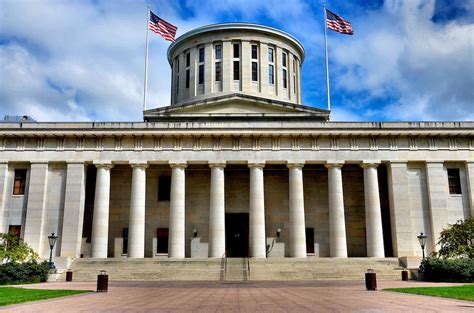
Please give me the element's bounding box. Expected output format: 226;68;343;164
0;0;473;122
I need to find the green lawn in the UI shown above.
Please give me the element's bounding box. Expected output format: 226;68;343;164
0;287;91;306
385;284;474;302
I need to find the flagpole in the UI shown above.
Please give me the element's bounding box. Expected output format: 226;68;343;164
143;5;150;113
323;5;331;112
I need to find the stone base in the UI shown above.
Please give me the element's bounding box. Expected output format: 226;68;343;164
398;256;422;269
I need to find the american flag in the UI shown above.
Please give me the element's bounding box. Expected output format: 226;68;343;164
149;10;177;42
326;9;353;35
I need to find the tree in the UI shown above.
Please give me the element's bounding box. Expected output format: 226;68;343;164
437;218;473;259
0;233;38;263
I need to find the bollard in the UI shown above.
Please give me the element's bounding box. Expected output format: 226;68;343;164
97;270;108;292
365;269;377;291
66;270;73;282
401;270;409;281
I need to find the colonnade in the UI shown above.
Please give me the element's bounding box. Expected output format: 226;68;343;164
90;161;386;259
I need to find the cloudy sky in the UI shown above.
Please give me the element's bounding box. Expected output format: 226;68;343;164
0;0;473;122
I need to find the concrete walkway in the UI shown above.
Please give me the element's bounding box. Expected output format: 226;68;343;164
2;280;472;312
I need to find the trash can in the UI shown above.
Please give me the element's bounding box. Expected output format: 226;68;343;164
66;270;73;282
401;270;409;281
97;270;108;292
365;269;377;291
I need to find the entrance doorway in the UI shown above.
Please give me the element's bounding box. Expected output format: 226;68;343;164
225;213;249;257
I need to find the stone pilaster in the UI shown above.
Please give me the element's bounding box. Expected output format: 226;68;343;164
60;162;86;258
128;163;148;258
466;162;474;218
325;162;347;258
91;163;113;258
249;163;266;258
169;162;187;258
208;162;226;258
361;162;385;257
0;162;8;233
287;163;306;258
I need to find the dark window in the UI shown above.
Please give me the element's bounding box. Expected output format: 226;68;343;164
158;176;171;201
185;69;190;88
215;62;222;81
199;47;205;62
176;75;179;94
293;76;296;93
283;69;287;88
269;64;274;84
8;225;21;237
233;43;240;58
215;45;222;59
186;52;190;67
251;45;258;59
157;228;169;253
233;61;240;80
123;228;128;254
306;228;314;254
282;52;287;67
268;48;274;62
252;62;258;81
448;168;462;194
198;64;204;85
176;58;179;71
13;169;27;195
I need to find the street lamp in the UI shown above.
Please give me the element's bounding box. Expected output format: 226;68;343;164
417;232;427;259
48;232;58;270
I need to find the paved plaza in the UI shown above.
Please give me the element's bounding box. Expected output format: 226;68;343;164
3;280;473;312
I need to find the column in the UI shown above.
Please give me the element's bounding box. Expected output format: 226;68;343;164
0;162;8;233
287;163;306;258
361;162;385;257
91;163;113;258
60;162;86;258
425;162;449;252
23;162;49;256
169;163;187;258
241;41;251;92
325;162;348;257
208;163;226;258
128;163;148;258
249;163;266;258
466;162;474;218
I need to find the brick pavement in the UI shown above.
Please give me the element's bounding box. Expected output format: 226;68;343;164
2;280;473;312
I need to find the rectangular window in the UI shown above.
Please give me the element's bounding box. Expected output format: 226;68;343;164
283;69;287;88
157;228;169;254
186;52;190;67
252;62;258;81
13;169;27;195
176;58;180;72
233;43;240;58
199;47;205;63
447;168;462;194
282;52;287;67
198;64;204;85
8;225;21;237
185;69;190;88
233;61;240;80
215;45;222;60
158;175;171;201
215;62;222;81
251;45;258;59
269;64;274;84
268;48;274;62
123;228;128;254
306;228;315;254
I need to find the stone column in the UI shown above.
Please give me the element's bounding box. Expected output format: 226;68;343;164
24;162;49;257
91;163;113;258
208;162;226;258
128;163;148;258
0;162;8;233
60;162;86;258
169;163;187;258
287;163;306;258
249;163;266;258
425;162;449;252
326;162;348;258
361;162;385;257
466;162;474;218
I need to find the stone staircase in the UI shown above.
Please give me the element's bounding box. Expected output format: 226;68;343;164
61;257;401;282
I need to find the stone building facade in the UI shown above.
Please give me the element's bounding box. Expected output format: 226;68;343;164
0;23;472;263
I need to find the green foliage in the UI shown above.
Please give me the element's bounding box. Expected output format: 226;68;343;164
0;260;50;285
385;285;474;302
0;287;90;306
0;233;38;262
420;257;474;283
437;218;474;259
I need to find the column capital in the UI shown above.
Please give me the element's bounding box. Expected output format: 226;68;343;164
169;162;187;169
325;161;344;169
248;162;265;169
30;161;49;165
209;161;226;169
130;162;149;169
93;161;114;169
360;161;380;169
66;161;85;165
287;162;304;169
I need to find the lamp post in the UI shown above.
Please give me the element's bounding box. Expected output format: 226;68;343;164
417;232;427;260
48;232;58;270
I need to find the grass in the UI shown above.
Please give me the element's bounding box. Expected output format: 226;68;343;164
385;284;474;302
0;287;91;306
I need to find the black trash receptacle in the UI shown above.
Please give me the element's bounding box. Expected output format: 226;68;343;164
97;271;108;292
365;269;377;291
401;270;409;281
66;271;73;282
